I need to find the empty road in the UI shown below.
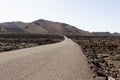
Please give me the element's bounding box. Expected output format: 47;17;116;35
0;37;94;80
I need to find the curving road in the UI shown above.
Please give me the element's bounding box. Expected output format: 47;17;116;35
0;37;94;80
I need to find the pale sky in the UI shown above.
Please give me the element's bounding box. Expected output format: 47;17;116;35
0;0;120;33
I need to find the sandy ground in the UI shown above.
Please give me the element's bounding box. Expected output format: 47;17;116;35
0;37;94;80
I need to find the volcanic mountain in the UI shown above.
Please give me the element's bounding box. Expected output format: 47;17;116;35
0;19;94;36
25;19;94;35
0;21;28;34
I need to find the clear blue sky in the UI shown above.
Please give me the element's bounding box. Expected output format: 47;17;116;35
0;0;120;33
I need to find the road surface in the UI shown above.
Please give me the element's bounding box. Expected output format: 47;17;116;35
0;37;94;80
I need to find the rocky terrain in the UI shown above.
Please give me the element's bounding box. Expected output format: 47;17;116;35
68;36;120;80
0;34;64;52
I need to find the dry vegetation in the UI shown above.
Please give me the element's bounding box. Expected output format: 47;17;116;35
0;34;64;52
68;36;120;80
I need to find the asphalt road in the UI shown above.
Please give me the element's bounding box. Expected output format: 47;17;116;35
0;37;94;80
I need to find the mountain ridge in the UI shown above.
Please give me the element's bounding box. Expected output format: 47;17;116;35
0;19;119;36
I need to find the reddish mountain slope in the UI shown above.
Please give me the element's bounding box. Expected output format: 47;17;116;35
25;19;94;36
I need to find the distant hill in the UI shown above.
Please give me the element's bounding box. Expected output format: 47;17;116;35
0;19;94;36
92;32;120;36
0;19;119;36
25;19;94;36
92;32;112;36
113;32;120;36
0;21;28;34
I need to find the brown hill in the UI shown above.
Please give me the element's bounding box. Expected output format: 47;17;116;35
0;19;93;36
92;32;120;36
25;19;94;36
0;21;28;34
0;19;119;36
92;32;112;36
113;32;120;36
